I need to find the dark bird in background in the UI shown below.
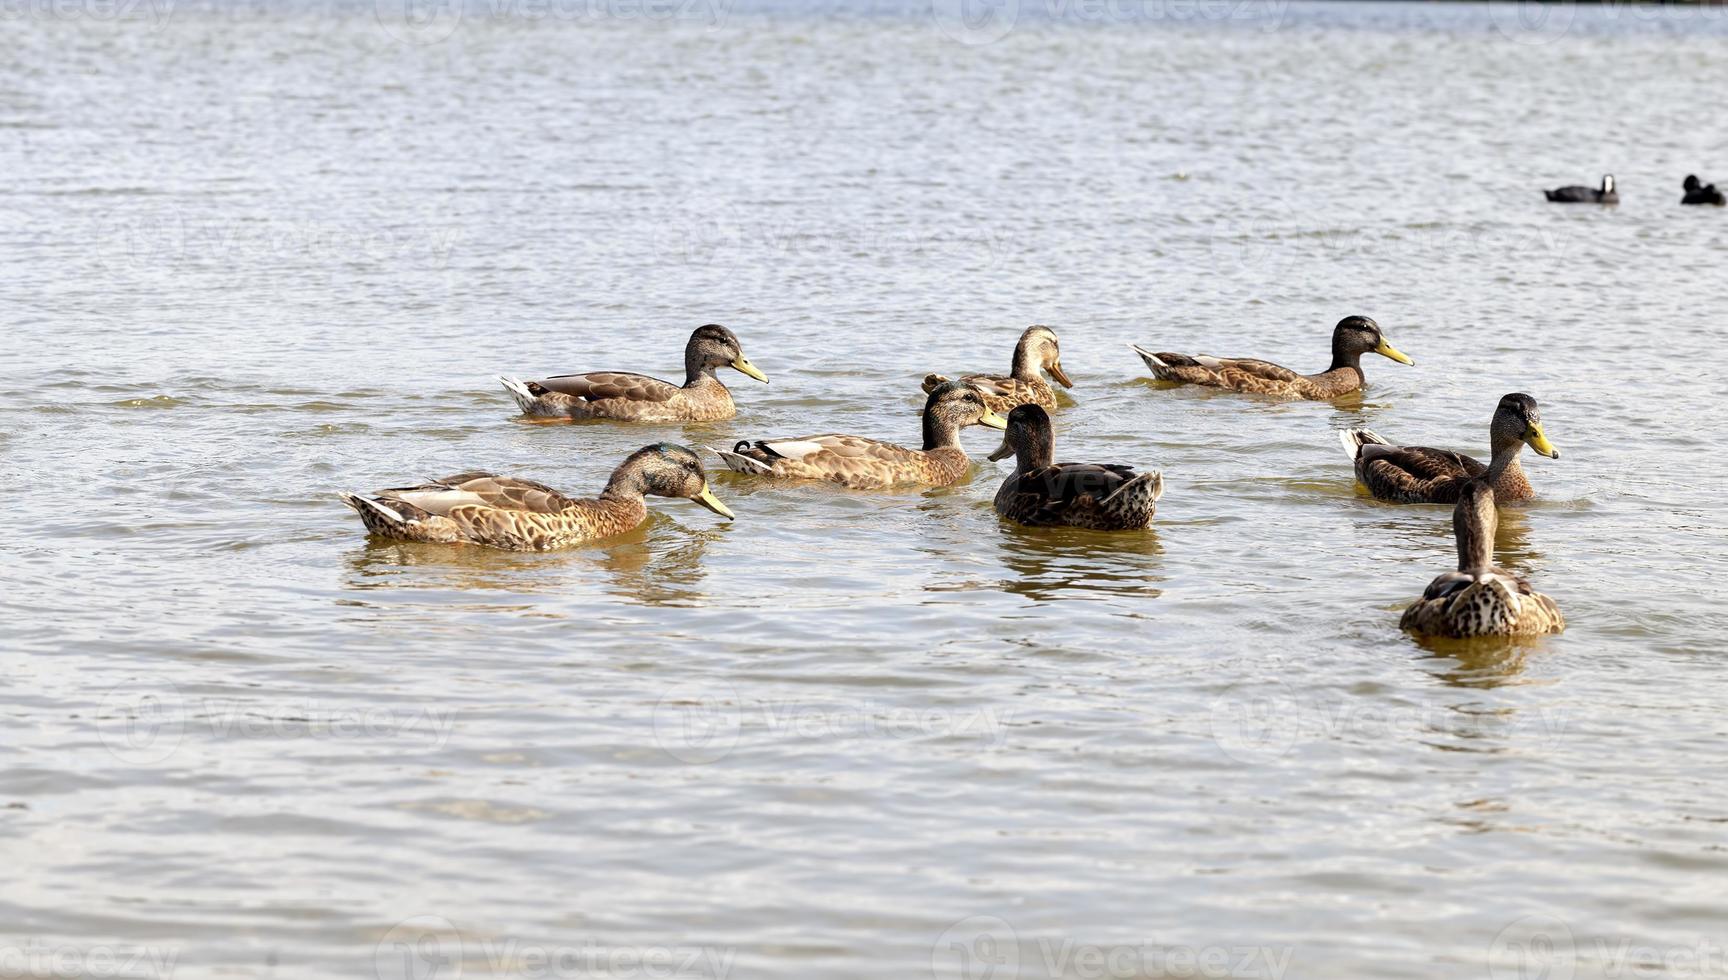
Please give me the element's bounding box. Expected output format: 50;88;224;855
1681;174;1725;206
1545;174;1617;203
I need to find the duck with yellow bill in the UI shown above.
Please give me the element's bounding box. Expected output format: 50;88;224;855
709;381;1006;489
340;444;735;550
1130;315;1413;399
1340;393;1559;504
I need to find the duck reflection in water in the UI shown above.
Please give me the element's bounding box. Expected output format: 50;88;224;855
343;515;723;608
991;522;1165;603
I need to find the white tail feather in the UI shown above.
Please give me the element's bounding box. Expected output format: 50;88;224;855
706;445;773;475
498;376;537;412
341;492;408;525
1338;428;1389;461
1128;343;1168;371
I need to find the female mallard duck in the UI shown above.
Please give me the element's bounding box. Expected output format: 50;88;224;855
1129;315;1413;399
1682;175;1726;206
1400;479;1564;637
710;381;1006;489
1340;393;1559;504
339;444;734;551
1545;175;1617;204
921;324;1073;414
988;405;1163;530
499;324;768;422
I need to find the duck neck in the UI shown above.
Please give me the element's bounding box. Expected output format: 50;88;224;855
1326;342;1364;375
1015;432;1054;474
1485;435;1526;488
600;465;649;503
683;349;720;389
1454;491;1497;573
923;412;963;452
1010;340;1042;382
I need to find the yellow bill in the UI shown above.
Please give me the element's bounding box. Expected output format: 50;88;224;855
692;484;736;519
1048;361;1074;389
1524;424;1560;459
980;410;1009;430
732;357;769;384
1374;337;1414;365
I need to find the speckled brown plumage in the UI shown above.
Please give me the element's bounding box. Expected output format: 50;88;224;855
989;405;1163;530
1400;481;1563;637
500;324;767;422
922;325;1073;415
1131;315;1412;400
711;381;1005;490
340;444;734;550
1342;393;1558;504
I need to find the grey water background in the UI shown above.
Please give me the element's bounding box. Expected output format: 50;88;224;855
4;0;1728;977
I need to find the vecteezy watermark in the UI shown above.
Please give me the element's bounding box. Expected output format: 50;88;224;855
1489;915;1728;980
374;916;738;980
1485;0;1576;45
931;917;1295;980
0;941;180;980
1205;219;1574;283
932;0;1290;46
93;211;463;273
374;0;731;44
97;682;457;765
0;0;175;28
649;193;1009;272
652;683;1012;765
1207;680;1569;764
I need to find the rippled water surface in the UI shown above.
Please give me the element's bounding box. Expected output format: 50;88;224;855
6;2;1728;978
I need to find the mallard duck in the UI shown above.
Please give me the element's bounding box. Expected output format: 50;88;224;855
1129;315;1413;399
499;324;768;422
1340;393;1559;504
921;324;1073;414
709;381;1006;489
987;405;1163;530
1682;175;1726;206
1545;175;1617;203
1400;479;1564;637
339;443;734;550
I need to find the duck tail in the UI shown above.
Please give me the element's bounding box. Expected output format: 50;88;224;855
498;376;538;413
705;444;773;475
921;373;948;394
1338;428;1388;461
1128;344;1169;372
340;492;411;532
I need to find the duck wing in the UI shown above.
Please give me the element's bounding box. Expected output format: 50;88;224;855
377;473;580;516
1357;445;1485;502
531;371;680;403
1010;462;1139;520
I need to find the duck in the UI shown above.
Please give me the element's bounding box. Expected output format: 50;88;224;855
1339;393;1559;504
1129;315;1413;400
499;324;768;422
1682;175;1726;206
988;405;1163;529
1400;479;1564;637
339;443;734;550
1544;175;1617;203
709;381;1006;489
921;324;1073;414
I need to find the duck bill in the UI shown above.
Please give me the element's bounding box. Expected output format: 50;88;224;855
979;410;1009;430
731;358;769;384
1048;361;1074;388
1525;425;1560;459
987;436;1013;462
1374;338;1415;365
692;484;736;519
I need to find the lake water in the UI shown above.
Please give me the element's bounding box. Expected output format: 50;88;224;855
5;1;1728;978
